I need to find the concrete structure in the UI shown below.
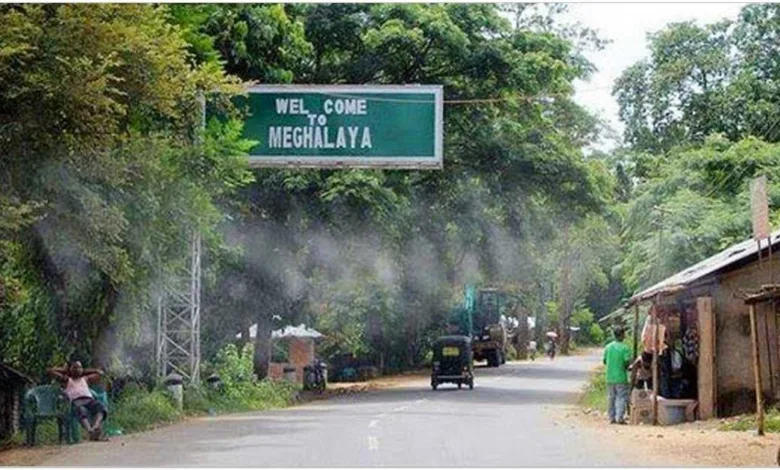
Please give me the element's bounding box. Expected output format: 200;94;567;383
240;324;323;384
628;231;780;417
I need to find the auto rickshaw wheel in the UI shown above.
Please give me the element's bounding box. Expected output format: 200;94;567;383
469;380;474;390
458;382;462;389
431;382;438;391
487;350;499;367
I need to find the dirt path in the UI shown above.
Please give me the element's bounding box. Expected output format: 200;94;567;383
561;405;780;467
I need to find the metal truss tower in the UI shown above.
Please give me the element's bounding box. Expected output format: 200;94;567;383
156;233;202;383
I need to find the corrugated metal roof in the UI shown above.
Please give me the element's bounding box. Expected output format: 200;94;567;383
272;324;323;339
236;323;323;340
629;230;780;305
0;362;33;384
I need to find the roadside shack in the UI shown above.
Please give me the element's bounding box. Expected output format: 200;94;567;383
267;324;323;384
0;362;32;441
624;230;780;423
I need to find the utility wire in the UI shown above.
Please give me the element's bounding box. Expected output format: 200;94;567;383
694;113;780;200
309;85;614;106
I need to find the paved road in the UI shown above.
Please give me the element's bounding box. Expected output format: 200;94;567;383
42;353;639;467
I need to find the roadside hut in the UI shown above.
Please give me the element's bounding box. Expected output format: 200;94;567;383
0;363;32;441
266;324;323;384
626;230;780;420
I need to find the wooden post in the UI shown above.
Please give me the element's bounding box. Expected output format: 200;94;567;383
652;303;660;426
764;305;776;396
697;297;716;420
633;304;640;360
749;303;765;436
768;236;774;286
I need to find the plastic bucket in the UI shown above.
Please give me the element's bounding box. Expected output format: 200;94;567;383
664;405;685;425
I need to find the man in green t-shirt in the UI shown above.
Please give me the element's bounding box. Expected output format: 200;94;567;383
603;327;632;424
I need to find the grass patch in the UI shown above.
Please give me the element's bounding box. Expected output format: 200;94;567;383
184;379;300;415
719;408;780;432
111;387;183;433
581;365;608;412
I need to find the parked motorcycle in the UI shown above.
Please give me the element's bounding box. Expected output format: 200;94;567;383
303;360;327;392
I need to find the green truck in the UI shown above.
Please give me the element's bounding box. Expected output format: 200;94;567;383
449;286;510;367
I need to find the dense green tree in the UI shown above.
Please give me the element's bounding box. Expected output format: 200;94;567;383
0;4;251;376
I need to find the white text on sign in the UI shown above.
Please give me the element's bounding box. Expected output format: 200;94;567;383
269;98;372;150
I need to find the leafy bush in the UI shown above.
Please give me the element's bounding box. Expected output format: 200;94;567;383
422;349;433;367
213;343;256;391
581;366;608;412
589;323;605;345
505;344;518;361
186;343;300;414
720;409;780;433
111;388;182;433
183;384;212;414
206;378;299;412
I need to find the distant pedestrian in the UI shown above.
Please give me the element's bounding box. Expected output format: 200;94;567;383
603;327;631;424
528;340;537;361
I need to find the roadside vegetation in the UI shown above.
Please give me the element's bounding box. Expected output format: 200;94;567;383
719;410;780;433
581;366;608;413
1;344;299;447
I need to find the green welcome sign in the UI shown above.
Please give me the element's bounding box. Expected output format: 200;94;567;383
237;85;443;169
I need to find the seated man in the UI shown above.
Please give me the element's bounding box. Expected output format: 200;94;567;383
48;360;108;441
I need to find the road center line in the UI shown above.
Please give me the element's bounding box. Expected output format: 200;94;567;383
368;420;378;428
393;405;408;412
367;436;379;450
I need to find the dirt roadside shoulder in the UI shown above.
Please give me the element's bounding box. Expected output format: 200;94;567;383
564;369;780;467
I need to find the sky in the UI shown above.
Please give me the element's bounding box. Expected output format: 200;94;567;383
561;2;748;150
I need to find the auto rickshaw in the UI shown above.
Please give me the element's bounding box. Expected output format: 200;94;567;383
431;335;474;390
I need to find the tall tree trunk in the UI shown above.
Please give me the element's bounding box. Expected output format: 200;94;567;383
253;316;272;379
558;227;572;354
515;308;529;360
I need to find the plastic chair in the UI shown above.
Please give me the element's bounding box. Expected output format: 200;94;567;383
66;388;109;444
22;385;69;446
